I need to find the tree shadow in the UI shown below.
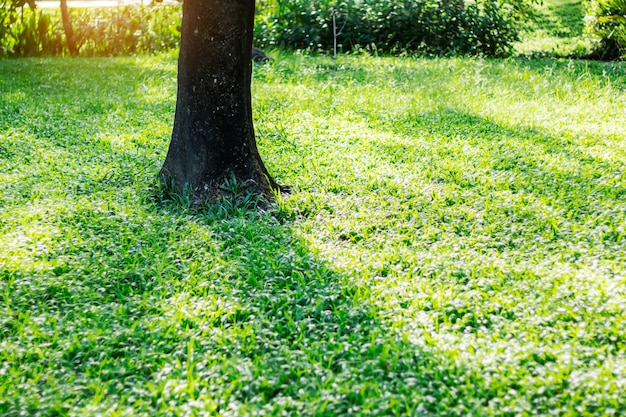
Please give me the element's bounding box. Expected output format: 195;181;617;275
374;106;625;221
1;193;499;415
0;54;487;412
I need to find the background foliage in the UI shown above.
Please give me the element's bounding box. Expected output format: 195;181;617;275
254;0;520;57
584;0;626;59
0;0;61;57
0;2;180;57
1;0;525;58
1;0;623;59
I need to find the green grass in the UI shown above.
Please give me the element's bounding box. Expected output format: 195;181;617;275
515;0;593;58
1;52;626;415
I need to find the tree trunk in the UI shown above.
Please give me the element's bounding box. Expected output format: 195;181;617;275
59;0;78;56
160;0;281;202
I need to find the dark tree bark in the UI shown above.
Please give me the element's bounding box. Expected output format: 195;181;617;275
59;0;78;56
160;0;280;201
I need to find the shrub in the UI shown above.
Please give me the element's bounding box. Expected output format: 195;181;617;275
72;4;181;56
1;1;63;57
254;0;519;57
0;2;180;57
584;0;626;59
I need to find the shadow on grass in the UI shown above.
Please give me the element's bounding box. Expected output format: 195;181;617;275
379;107;625;222
542;0;585;36
1;57;436;415
0;193;498;415
0;57;177;211
0;56;177;137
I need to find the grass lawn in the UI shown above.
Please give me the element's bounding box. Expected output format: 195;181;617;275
515;0;592;58
1;50;625;415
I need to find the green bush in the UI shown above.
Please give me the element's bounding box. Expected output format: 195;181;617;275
1;2;64;57
0;0;20;56
0;2;180;57
72;4;181;56
3;0;528;58
584;0;626;59
254;0;519;57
